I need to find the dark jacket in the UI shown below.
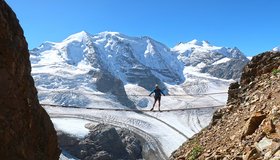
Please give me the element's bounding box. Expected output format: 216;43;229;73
149;88;165;98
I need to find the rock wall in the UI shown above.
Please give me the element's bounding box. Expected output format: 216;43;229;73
0;1;60;159
170;51;280;160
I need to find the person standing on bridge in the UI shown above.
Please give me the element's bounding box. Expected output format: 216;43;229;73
149;84;165;111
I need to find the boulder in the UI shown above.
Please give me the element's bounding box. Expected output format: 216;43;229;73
242;112;266;138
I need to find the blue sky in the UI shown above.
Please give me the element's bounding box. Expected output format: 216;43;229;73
6;0;280;56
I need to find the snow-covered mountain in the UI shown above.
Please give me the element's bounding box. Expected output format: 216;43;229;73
30;31;187;108
30;31;249;157
30;31;248;108
172;39;249;80
272;45;280;52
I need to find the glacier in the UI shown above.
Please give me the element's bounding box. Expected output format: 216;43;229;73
30;31;249;158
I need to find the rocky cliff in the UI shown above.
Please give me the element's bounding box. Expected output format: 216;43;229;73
171;51;280;160
0;1;60;159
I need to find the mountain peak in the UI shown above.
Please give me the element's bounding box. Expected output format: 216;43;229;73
186;39;211;46
272;45;280;52
188;39;201;46
202;40;210;45
64;31;92;42
97;31;122;37
172;39;214;54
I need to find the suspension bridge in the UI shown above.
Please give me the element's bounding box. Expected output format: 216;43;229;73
40;91;227;112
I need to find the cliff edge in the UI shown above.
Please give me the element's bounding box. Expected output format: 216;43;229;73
0;1;60;159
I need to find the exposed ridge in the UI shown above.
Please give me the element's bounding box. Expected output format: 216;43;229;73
170;51;280;160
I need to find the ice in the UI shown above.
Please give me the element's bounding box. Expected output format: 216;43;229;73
46;107;189;156
51;118;91;138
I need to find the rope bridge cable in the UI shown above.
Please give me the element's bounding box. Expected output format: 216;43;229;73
36;89;228;97
41;103;224;112
38;89;228;110
208;95;227;105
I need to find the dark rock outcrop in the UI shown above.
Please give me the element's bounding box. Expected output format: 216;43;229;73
94;72;136;108
0;1;60;159
201;58;249;80
227;81;240;105
58;124;142;160
170;51;280;160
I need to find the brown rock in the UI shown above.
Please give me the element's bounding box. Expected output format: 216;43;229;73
242;112;266;139
267;133;280;140
270;142;280;158
263;119;275;135
243;148;259;160
272;150;280;160
0;1;60;160
254;132;265;142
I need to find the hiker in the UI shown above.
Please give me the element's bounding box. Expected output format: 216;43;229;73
149;84;165;111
